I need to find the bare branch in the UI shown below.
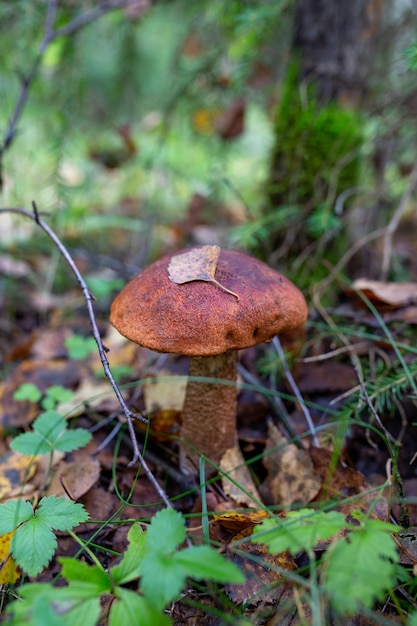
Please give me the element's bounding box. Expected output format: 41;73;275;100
52;0;129;40
0;0;130;164
0;205;172;508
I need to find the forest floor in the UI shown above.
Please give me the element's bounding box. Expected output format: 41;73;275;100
1;212;417;625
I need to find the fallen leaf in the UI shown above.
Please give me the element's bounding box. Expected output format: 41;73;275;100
0;451;37;501
213;509;268;533
226;540;295;606
143;374;187;413
168;245;239;300
57;378;120;418
220;445;261;507
47;457;101;500
260;422;321;507
310;447;389;521
0;531;20;584
348;279;417;309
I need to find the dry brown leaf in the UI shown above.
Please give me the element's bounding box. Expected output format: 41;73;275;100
226;541;295;606
47;457;101;500
350;278;417;309
310;447;389;521
168;245;239;300
260;422;321;507
0;451;37;501
57;378;121;418
143;374;187;413
220;445;261;507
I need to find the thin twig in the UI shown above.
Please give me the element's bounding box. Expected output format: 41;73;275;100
0;0;129;160
272;336;320;447
0;205;172;508
52;0;129;40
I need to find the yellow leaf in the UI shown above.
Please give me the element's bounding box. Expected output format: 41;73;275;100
0;451;37;501
168;245;239;300
0;531;20;584
213;509;269;533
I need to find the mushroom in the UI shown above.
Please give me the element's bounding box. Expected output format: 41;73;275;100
110;246;308;475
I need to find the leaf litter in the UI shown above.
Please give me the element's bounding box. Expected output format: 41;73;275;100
2;246;417;623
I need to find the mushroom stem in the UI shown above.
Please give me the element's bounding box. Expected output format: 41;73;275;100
180;350;238;475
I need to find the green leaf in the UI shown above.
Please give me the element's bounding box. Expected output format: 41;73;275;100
54;427;92;452
12;411;92;455
11;431;52;455
9;583;101;626
36;495;89;531
140;552;185;611
32;411;66;438
174;545;244;584
30;595;66;626
322;521;399;613
112;523;146;585
65;335;97;360
59;558;111;596
12;520;57;577
0;499;33;533
45;385;74;404
145;508;186;553
13;382;42;403
11;411;66;455
252;509;348;554
110;588;170;626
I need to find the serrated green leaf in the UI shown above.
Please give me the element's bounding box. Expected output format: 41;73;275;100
54;428;92;452
140;552;185;610
252;509;348;554
174;545;245;584
15;585;102;626
33;411;67;439
31;595;66;626
322;523;399;613
146;508;186;554
0;499;33;533
110;588;170;626
11;431;52;455
59;558;111;596
36;496;89;530
12;520;57;577
112;524;146;585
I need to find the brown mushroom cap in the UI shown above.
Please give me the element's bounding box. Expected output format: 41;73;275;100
110;247;308;357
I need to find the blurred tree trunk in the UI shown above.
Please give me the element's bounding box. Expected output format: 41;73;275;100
264;0;388;283
293;0;385;107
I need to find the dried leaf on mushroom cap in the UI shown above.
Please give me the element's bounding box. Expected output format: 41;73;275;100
168;245;239;300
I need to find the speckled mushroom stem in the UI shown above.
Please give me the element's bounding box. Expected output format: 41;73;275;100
180;350;238;475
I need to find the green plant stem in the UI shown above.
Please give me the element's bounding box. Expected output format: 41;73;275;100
199;457;210;545
67;529;104;570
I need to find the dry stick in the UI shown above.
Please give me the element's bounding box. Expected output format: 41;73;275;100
0;205;172;509
272;336;320;447
0;0;129;158
380;159;417;280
